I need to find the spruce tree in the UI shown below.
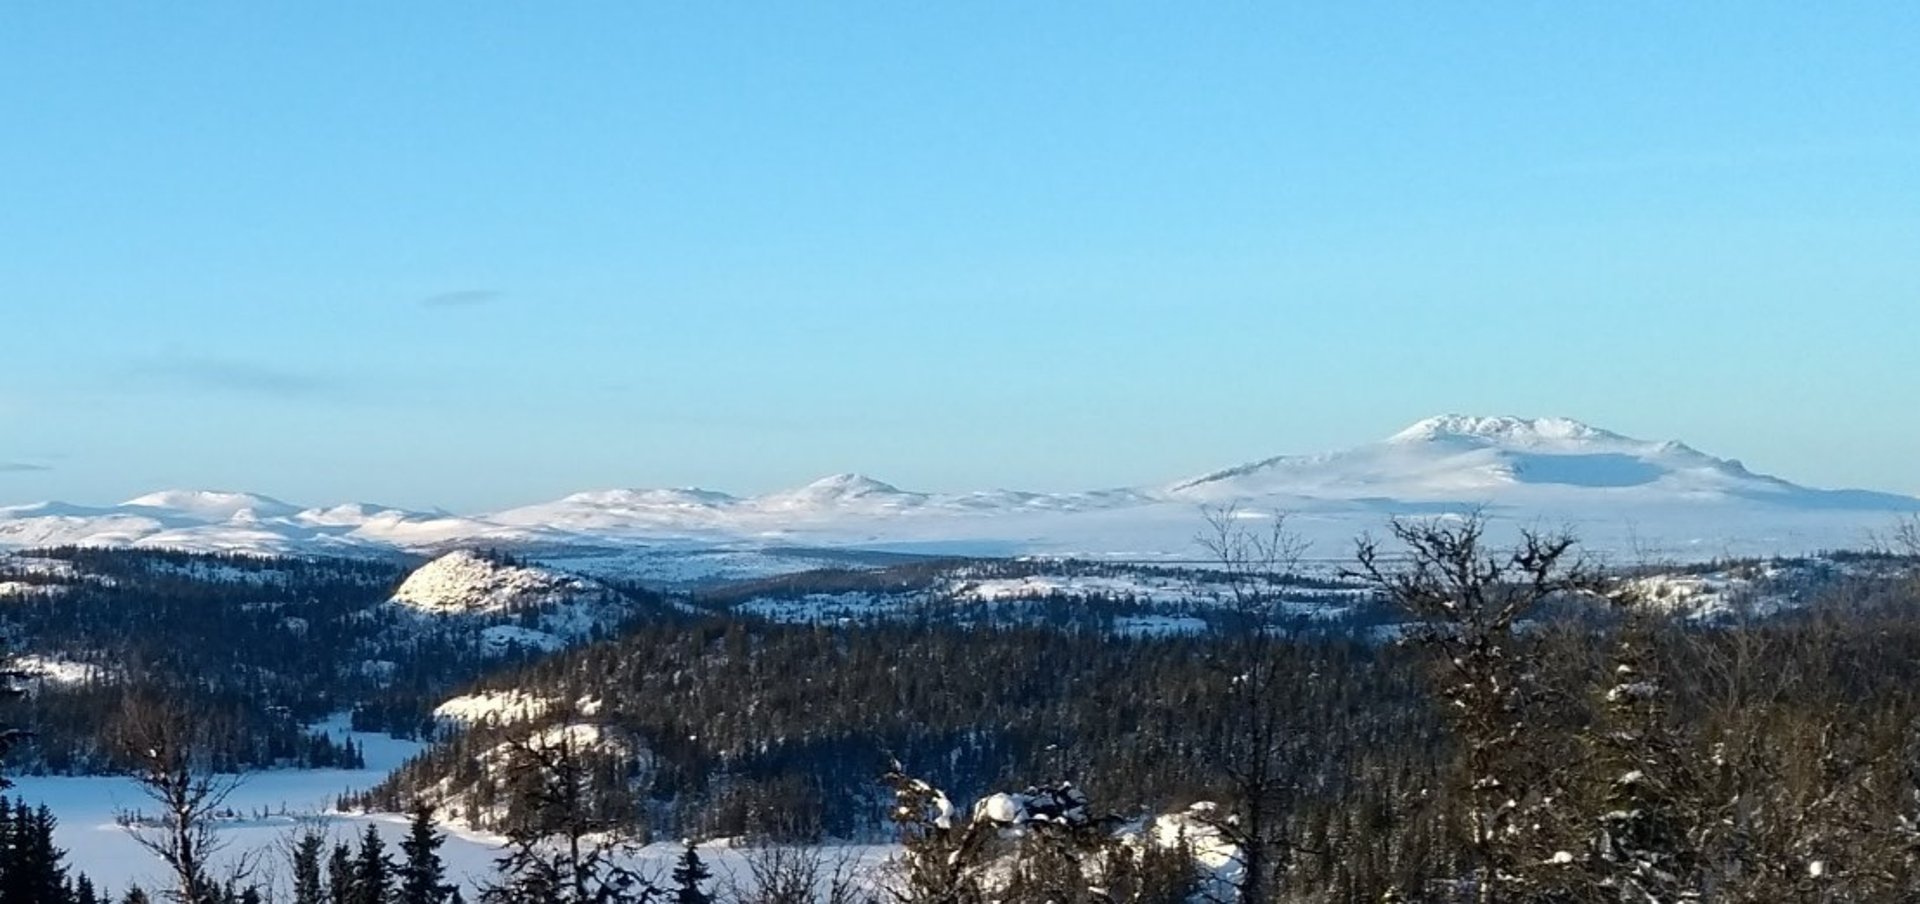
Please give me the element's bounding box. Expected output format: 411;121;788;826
290;829;327;904
326;843;354;904
670;840;712;904
398;801;451;904
351;824;391;904
0;798;68;904
22;803;68;903
1583;619;1701;901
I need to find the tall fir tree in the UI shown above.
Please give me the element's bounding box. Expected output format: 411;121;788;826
0;797;71;904
397;801;451;904
289;828;327;904
670;840;711;904
326;843;354;904
351;824;391;904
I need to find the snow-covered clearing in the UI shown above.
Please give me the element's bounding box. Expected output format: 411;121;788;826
14;654;105;686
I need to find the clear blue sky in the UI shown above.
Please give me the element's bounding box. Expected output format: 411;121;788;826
3;3;1916;510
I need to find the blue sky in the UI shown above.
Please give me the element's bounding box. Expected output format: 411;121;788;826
3;3;1917;510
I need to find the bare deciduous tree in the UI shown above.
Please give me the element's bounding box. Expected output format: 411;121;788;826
112;693;254;904
723;843;873;904
1193;503;1309;904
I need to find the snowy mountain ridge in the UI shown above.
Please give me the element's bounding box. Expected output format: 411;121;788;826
3;415;1914;561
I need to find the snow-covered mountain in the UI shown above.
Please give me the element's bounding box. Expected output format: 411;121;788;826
1166;414;1913;510
383;550;646;653
2;416;1913;562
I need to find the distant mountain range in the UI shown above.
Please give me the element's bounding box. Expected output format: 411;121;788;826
3;416;1913;561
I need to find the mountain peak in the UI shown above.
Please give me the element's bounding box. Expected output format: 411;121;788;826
749;473;922;513
796;473;905;497
121;489;300;520
1388;415;1616;446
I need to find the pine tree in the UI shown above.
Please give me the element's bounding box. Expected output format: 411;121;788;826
120;888;151;904
290;829;327;904
670;840;711;904
351;824;391;904
397;801;451;904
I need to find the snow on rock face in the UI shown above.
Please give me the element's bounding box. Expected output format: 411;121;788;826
390;550;612;616
1387;414;1616;447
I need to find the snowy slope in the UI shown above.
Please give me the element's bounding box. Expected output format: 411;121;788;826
391;550;617;616
383;551;646;652
2;416;1914;562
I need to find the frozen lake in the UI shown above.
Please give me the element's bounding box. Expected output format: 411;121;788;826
8;717;897;898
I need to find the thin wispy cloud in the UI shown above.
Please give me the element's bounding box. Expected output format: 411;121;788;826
420;289;503;309
126;357;332;399
0;462;50;473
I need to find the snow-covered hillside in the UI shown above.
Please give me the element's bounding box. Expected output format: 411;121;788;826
2;416;1913;563
383;550;646;652
391;549;615;616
